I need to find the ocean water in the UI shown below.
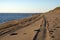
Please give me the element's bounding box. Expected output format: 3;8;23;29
0;13;33;23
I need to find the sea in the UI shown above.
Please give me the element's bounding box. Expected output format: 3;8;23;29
0;13;33;23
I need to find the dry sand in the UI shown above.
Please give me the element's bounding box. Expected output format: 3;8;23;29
0;7;60;40
0;15;43;40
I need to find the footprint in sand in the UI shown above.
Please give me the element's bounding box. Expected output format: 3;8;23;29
23;33;27;35
51;35;55;38
56;26;60;28
49;30;54;34
10;33;18;36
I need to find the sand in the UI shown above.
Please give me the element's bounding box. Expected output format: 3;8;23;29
0;7;60;40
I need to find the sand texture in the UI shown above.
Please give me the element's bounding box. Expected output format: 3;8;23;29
0;7;60;40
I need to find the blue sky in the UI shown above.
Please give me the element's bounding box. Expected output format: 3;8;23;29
0;0;60;13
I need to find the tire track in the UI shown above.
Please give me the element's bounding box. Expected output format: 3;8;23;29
33;15;47;40
42;15;47;40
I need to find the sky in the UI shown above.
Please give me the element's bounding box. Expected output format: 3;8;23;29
0;0;60;13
